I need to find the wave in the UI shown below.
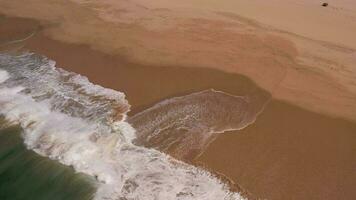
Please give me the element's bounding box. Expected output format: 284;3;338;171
0;53;245;200
129;89;268;160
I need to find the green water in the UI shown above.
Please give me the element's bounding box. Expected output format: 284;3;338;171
0;121;96;200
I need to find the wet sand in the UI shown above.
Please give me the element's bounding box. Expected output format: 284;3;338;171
1;0;356;122
197;101;356;200
22;25;271;115
1;16;355;200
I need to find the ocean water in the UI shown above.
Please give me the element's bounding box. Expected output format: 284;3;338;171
0;121;96;200
0;52;246;200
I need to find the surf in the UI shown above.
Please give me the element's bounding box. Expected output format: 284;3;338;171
0;52;245;200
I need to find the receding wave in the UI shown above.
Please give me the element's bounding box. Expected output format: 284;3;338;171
129;89;268;160
0;53;245;200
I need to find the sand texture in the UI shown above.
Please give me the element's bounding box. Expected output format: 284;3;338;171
0;0;356;121
1;1;356;199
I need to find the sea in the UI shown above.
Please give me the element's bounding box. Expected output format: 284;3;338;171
0;52;248;200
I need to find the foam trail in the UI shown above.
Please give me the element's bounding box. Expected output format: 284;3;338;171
0;53;245;200
129;89;267;160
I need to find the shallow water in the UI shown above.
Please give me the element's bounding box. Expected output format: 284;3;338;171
130;89;267;160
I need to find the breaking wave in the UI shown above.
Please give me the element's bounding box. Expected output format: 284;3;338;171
0;53;245;200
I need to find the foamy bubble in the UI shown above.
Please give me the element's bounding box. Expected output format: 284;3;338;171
0;53;245;200
130;89;264;160
0;70;9;83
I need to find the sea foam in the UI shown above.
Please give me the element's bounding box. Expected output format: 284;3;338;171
129;89;259;160
0;53;245;200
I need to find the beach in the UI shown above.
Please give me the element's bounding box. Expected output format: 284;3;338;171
1;0;356;121
0;0;356;199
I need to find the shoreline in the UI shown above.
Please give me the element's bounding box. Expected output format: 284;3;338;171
1;15;356;200
1;0;356;122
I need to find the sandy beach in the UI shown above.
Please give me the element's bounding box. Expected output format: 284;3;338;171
1;0;356;199
1;0;356;121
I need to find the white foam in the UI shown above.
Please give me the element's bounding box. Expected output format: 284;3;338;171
129;89;264;159
0;70;9;83
0;53;245;200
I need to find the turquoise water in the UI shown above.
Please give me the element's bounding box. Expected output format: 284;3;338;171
0;119;96;200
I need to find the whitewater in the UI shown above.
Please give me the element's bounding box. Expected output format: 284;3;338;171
0;52;245;200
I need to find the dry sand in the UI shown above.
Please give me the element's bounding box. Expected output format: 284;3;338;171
1;0;356;121
1;16;355;200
